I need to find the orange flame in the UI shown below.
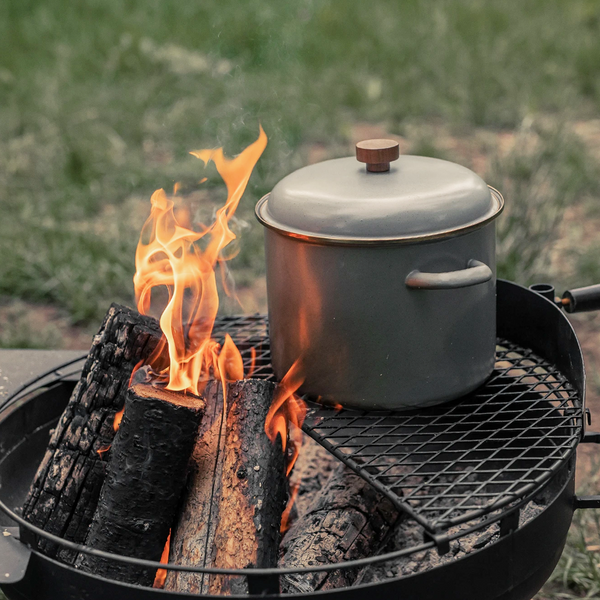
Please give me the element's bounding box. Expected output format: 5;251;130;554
217;333;244;403
265;243;319;472
96;405;126;457
113;407;124;431
247;347;257;379
264;244;322;529
280;480;300;534
97;445;110;458
133;128;267;395
153;530;171;589
265;359;307;476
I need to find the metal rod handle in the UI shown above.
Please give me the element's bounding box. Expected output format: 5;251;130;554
562;284;600;313
405;260;493;290
574;496;600;510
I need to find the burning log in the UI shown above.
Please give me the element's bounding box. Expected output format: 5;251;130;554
22;304;162;562
163;379;225;594
165;379;286;596
209;379;286;594
75;382;204;586
279;463;400;593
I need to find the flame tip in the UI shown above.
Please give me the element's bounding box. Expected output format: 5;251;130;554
134;131;267;395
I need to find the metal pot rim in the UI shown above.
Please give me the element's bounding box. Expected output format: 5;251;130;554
255;186;504;246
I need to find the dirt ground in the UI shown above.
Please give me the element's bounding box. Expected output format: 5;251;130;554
570;311;600;487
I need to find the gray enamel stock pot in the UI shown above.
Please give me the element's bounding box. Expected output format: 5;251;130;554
255;139;505;409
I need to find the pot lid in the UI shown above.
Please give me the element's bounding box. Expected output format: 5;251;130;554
256;139;504;244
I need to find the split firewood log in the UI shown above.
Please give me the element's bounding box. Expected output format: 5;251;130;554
22;304;162;562
165;379;286;596
163;379;225;594
75;383;204;586
279;463;400;593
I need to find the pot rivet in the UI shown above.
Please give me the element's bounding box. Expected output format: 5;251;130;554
356;139;400;173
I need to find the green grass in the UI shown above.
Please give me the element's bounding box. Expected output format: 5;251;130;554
547;512;600;598
1;5;600;594
0;301;60;348
540;462;600;599
488;123;600;285
2;0;600;327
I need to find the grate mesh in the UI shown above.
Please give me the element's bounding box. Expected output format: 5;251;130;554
214;316;582;534
212;315;275;381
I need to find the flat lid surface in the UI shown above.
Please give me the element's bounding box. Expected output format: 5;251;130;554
258;155;501;242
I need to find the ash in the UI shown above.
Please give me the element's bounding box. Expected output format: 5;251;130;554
358;462;571;584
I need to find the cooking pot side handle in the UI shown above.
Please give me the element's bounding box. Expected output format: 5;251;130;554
405;260;492;290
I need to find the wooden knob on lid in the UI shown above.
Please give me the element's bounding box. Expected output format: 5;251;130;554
356;139;400;172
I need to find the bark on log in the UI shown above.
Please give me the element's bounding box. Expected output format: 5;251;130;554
165;379;286;596
22;304;162;562
279;463;400;593
75;383;204;586
163;380;225;594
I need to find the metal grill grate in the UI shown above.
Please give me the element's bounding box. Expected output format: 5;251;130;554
212;315;275;381
215;317;583;535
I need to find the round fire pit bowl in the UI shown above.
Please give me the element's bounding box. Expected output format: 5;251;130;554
0;280;598;600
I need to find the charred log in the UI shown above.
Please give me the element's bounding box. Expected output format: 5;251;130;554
166;379;286;596
22;304;162;562
75;383;204;586
279;464;400;593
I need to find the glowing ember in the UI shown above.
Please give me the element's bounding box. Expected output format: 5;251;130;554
133;127;267;396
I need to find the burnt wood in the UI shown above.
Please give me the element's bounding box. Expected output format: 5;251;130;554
166;379;286;596
280;463;400;593
283;433;337;532
75;383;204;586
22;304;162;562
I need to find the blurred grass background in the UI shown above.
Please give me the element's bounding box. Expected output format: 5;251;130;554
1;1;600;598
2;0;600;339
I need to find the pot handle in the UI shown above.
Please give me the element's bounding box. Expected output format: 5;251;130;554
405;260;492;290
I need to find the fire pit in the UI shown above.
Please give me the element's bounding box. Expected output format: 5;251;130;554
1;279;600;600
